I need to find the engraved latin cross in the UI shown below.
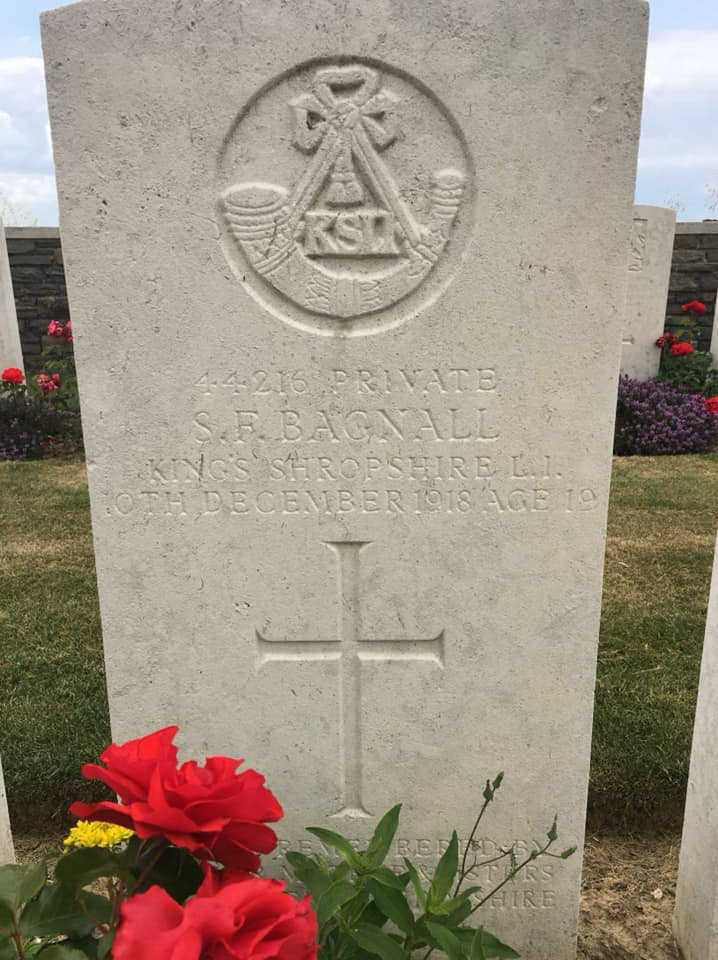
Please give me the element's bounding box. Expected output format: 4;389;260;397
256;541;444;819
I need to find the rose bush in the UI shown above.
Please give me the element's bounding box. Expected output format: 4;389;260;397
0;727;574;959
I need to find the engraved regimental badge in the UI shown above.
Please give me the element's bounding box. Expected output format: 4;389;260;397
218;60;473;335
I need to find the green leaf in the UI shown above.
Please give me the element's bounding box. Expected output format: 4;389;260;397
471;928;487;960
560;846;577;859
366;805;401;867
429;885;481;916
98;930;114;960
305;827;360;867
402;858;426;909
137;846;203;904
286;852;332;899
547;817;558;843
315;880;358;929
0;903;14;937
0;863;45;913
18;862;47;906
429;832;458;908
426;920;463;959
369;866;408;890
38;947;92;960
349;922;405;960
366;878;414;934
459;928;521;959
0;940;17;960
19;885;111;939
55;849;119;889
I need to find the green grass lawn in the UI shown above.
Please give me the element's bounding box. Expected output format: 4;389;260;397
1;455;717;831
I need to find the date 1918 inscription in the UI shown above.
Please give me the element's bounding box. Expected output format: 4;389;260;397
105;364;600;522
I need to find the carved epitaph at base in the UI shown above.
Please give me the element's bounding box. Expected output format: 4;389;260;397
41;1;648;955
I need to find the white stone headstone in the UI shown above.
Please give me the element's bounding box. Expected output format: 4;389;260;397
710;301;718;362
674;533;718;960
620;204;676;380
0;221;25;374
0;757;14;864
41;1;647;955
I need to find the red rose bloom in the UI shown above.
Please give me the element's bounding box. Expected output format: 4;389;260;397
1;367;24;385
113;868;317;960
681;300;707;314
670;341;694;356
706;396;718;415
656;331;676;348
63;319;73;344
47;320;64;337
71;726;283;871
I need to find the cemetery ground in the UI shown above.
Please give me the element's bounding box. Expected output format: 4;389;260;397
1;453;717;958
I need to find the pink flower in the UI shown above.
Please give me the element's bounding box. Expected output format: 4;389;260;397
47;320;65;338
36;373;61;396
63;319;73;344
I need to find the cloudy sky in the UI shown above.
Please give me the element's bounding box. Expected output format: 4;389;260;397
1;0;717;225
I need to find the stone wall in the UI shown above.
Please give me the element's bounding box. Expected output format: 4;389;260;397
5;227;68;372
666;221;718;353
5;223;718;364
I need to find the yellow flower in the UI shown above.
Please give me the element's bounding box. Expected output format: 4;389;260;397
63;820;134;849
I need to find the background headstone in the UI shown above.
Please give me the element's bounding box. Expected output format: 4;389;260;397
711;298;718;362
620;204;676;380
42;1;647;955
674;534;718;959
0;757;14;864
0;221;25;374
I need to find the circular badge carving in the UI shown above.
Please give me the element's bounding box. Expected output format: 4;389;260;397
217;58;474;336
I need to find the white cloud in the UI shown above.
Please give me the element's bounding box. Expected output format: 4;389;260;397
0;173;57;225
0;57;53;176
645;29;718;97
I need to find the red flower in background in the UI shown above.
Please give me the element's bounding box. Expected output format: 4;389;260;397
1;367;24;385
47;320;64;337
70;726;283;871
670;342;694;356
63;319;73;344
656;331;676;348
36;373;61;396
114;867;317;960
681;300;707;314
706;396;718;415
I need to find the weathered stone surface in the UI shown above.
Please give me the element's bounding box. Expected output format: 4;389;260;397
42;0;647;955
674;534;718;960
0;757;14;865
620;205;675;380
0;221;25;373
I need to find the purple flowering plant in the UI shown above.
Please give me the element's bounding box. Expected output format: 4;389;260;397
615;377;718;456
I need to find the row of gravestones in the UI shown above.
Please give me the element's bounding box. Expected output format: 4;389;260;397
0;0;715;957
2;205;707;381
